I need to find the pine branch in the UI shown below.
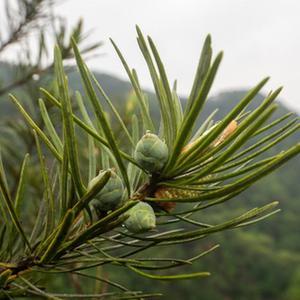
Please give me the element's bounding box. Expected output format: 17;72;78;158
0;25;299;298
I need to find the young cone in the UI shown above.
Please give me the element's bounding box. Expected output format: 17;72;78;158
134;132;168;173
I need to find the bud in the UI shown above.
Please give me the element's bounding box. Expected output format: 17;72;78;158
124;201;156;233
181;120;238;154
213;120;238;147
134;132;168;173
88;170;124;212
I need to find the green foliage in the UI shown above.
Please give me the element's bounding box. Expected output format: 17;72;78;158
0;25;299;299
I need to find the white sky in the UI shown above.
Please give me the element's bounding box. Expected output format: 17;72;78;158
56;0;300;111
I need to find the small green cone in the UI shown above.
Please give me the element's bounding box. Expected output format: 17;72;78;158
88;170;124;212
124;201;156;233
134;132;168;173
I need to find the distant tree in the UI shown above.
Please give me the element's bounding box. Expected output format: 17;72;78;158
0;0;101;97
0;0;101;185
284;268;300;300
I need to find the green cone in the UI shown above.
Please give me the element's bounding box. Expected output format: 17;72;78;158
124;201;156;233
88;170;124;212
134;132;168;173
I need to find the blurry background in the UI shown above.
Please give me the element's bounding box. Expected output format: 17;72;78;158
51;0;300;112
1;1;300;299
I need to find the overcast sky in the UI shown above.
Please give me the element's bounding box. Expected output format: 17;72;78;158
54;0;300;112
